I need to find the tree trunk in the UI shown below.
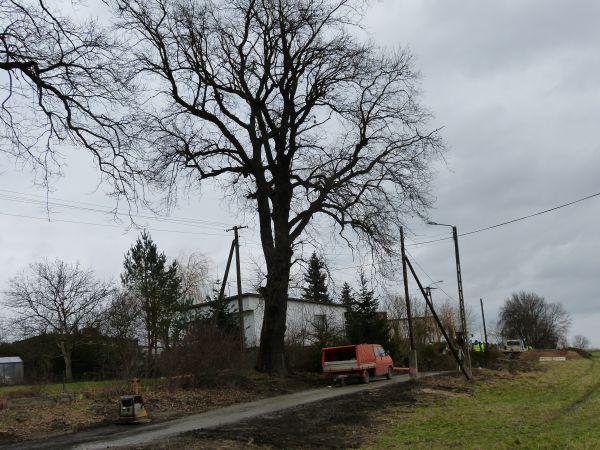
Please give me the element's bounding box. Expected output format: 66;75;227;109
257;250;292;375
256;202;293;376
146;327;153;377
59;342;73;382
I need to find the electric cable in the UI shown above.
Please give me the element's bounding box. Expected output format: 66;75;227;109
0;211;229;236
0;188;231;229
410;189;600;246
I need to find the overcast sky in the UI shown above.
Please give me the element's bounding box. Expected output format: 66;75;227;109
1;0;598;345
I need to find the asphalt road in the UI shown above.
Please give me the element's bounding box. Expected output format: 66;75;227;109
8;372;442;449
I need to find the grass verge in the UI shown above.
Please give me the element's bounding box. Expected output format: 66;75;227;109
371;356;600;449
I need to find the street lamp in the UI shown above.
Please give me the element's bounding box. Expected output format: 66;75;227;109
425;280;443;309
427;221;472;375
425;280;444;289
425;281;443;344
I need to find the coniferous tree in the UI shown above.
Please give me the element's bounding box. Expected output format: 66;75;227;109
339;282;355;308
302;252;330;303
206;279;239;335
121;231;181;374
345;270;390;347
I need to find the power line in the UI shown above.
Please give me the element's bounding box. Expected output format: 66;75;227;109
330;261;376;272
0;211;229;237
410;189;600;246
460;190;600;237
405;249;457;303
0;194;229;229
0;188;232;229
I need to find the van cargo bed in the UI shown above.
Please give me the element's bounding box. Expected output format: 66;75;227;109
323;359;376;373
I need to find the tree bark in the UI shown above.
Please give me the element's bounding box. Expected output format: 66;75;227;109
257;247;292;375
146;327;153;377
256;190;293;375
59;342;73;382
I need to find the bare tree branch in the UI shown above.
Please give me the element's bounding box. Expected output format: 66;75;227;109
107;0;442;374
0;0;137;195
4;258;114;381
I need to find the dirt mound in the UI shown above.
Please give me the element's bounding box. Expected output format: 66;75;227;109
566;347;593;359
519;349;584;361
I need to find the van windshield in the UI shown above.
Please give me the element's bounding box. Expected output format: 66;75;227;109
506;341;520;346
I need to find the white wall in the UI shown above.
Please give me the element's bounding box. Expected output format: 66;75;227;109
196;294;347;347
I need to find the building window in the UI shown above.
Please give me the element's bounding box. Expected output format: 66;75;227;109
313;314;327;329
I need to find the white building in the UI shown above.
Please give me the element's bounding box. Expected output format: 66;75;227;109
194;293;348;347
0;356;24;384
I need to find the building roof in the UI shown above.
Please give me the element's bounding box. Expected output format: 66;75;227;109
0;357;23;364
192;292;347;309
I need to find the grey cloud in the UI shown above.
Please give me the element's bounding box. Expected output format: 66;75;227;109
1;0;598;346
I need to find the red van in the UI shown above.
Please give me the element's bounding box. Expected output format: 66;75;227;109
321;344;394;383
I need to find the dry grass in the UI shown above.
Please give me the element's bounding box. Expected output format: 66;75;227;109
370;355;600;449
0;371;317;444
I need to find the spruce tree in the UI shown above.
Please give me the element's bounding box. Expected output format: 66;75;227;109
301;252;330;303
339;282;355;307
345;270;390;347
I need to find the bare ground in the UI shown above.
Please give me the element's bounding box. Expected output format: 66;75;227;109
519;349;586;361
0;371;322;446
134;374;471;450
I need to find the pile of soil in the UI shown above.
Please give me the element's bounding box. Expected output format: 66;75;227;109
519;349;584;361
566;347;593;359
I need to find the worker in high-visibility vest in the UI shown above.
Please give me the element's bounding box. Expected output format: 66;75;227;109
472;340;484;352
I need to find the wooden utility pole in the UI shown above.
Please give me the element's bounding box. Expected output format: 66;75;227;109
218;240;236;301
226;225;248;351
426;286;441;343
215;239;236;324
428;221;472;377
400;227;417;378
451;226;472;376
480;298;489;350
404;255;472;381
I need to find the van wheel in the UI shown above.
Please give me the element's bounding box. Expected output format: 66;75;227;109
386;366;393;380
361;370;370;384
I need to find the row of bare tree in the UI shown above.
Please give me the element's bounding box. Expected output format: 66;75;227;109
3;232;212;381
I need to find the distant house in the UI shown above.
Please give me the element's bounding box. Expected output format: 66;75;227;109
194;293;347;347
389;316;445;345
0;357;24;385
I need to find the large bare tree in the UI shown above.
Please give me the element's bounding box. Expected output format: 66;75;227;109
5;259;113;381
498;291;571;349
571;335;590;350
108;0;442;373
3;0;442;374
0;0;132;187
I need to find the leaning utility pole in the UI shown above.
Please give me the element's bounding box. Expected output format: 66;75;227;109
218;240;236;301
400;227;418;378
226;225;248;351
451;226;472;375
215;239;236;325
404;255;471;380
480;298;489;350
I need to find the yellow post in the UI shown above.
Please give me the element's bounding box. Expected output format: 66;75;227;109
131;377;140;395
